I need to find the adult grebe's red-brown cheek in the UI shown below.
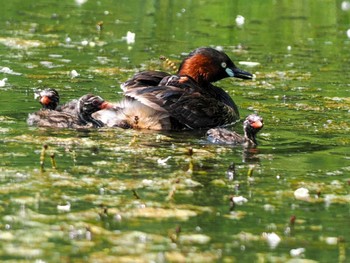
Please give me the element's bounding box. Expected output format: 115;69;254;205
40;96;51;105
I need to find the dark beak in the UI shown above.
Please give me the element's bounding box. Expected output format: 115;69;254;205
228;67;254;80
233;67;253;79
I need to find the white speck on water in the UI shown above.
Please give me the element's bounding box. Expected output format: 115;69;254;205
341;1;350;11
235;15;245;27
231;196;248;205
263;204;275;212
75;0;88;5
238;61;260;67
126;31;136;44
284;226;291;235
325;237;338;245
0;78;8;87
40;61;54;68
157;156;171;165
65;36;71;43
262;232;281;249
81;40;89;46
104;10;109;15
114;214;122;221
294;187;310;200
324;194;337;208
86;230;92;241
122;31;136;44
290;247;305;257
48;54;63;58
287;45;292;51
57;202;71;212
70;69;79;79
347;28;350;38
142;179;154;186
60;59;71;63
195;226;202;232
0;66;21;75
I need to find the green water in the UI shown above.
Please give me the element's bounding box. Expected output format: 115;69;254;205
0;0;349;262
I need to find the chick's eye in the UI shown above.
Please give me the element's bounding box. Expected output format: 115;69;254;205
92;99;100;106
221;62;227;68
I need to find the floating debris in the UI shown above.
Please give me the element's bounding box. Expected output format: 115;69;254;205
0;78;8;87
262;232;281;249
178;234;211;245
294;187;310;201
70;69;80;78
347;29;350;39
75;0;88;5
263;204;275;212
324;236;338;245
0;66;21;75
57;202;71;212
125;206;197;220
157;156;171;165
290;247;305;257
238;61;260;67
81;40;89;46
40;61;54;68
231;196;248;205
122;31;136;44
0;37;43;49
48;54;63;58
225;210;247;220
235;15;245;27
341;1;350;11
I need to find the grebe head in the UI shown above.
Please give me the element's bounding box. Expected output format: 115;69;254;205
178;47;253;83
37;88;60;110
77;94;113;127
243;114;264;145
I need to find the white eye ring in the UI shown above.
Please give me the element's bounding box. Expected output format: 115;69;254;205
221;62;227;68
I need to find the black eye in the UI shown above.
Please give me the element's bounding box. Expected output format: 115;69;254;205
92;99;100;106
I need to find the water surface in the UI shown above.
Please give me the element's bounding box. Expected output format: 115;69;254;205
0;0;349;262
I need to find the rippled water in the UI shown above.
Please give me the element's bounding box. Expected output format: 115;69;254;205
0;0;349;262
